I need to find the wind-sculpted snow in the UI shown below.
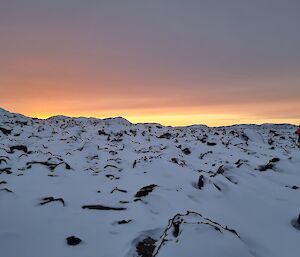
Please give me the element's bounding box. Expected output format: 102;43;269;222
0;108;299;257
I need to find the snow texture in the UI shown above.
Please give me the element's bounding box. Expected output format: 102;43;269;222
0;108;300;257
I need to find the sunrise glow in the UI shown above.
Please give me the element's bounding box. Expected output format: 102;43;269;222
0;1;299;126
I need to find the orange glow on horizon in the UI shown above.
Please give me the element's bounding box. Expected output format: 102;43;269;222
3;105;299;127
1;1;300;127
1;54;299;127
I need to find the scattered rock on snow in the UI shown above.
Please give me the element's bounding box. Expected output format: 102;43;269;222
258;158;279;172
216;165;225;175
135;184;157;198
66;236;82;246
291;214;300;230
0;127;12;135
0;188;13;193
0;168;12;175
182;147;191;155
117;219;132;225
157;133;172;139
9;145;28;153
136;237;156;257
82;204;126;211
197;175;205;190
39;197;65;206
207;142;216;146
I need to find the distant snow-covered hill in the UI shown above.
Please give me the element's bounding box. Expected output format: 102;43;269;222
0;108;299;257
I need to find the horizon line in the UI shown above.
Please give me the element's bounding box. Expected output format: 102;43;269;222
0;107;297;128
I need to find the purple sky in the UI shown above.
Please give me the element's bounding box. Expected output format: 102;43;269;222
0;0;299;125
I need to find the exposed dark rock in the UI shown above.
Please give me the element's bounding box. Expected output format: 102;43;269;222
207;142;216;146
9;145;28;153
82;204;126;211
172;219;182;237
39;197;65;206
157;133;172;139
26;161;71;171
0;168;12;174
110;187;127;194
258;158;279;172
229;130;236;135
170;157;186;167
182;147;191;155
0;158;8;164
66;236;82;246
291;214;300;230
132;160;137;168
199;151;212;159
65;163;71;170
171;157;178;164
16;121;28;126
106;174;120;180
115;132;123;137
98;130;108;136
200;137;207;143
130;129;137;136
47;174;58;177
270;157;280;163
135;184;157;198
117;219;132;224
213;183;222;191
136;237;156;257
197;175;204;189
225;176;238;185
235;159;247;168
0;127;12;135
270;130;280;136
0;188;13;193
258;163;274;172
216;165;225;175
240;133;249;141
225;226;240;238
111;137;123;143
104;164;118;169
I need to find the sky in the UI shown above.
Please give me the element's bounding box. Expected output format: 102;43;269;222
0;0;299;126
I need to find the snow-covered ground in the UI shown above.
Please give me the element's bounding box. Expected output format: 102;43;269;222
0;108;299;257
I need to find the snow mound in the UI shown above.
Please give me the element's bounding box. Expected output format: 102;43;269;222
152;212;253;257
